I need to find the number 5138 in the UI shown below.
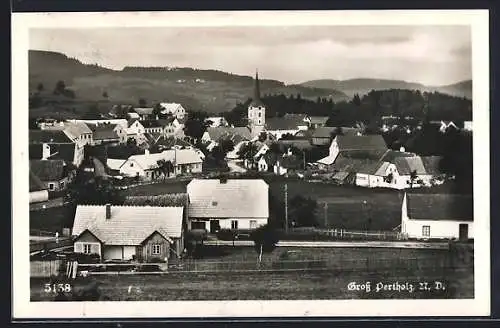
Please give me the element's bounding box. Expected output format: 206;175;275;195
44;283;72;293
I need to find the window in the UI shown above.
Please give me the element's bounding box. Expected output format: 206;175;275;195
231;220;238;230
422;225;430;237
130;163;134;167
152;244;161;255
48;183;55;191
258;112;262;117
83;244;92;254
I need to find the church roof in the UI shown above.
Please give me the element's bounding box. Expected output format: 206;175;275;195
249;70;264;107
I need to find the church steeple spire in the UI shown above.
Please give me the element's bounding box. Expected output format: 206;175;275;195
250;69;264;107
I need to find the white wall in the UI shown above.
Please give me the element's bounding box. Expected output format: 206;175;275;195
29;190;49;204
120;159;145;177
329;139;339;158
402;218;474;240
123;246;136;260
103;246;138;261
258;158;268;172
219;218;268;230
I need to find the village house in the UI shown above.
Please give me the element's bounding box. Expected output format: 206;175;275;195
159;103;187;120
308;116;329;129
186;178;269;233
118;148;203;180
29;159;73;192
205;116;229;128
88;124;122;145
311;127;361;146
133;107;155;120
257;152;278;173
72;204;185;262
463;120;473;132
429;120;459;134
274;154;303;176
29;142;84;168
393;156;443;189
264;116;306;140
316;134;388;169
29;170;49;204
354;161;399;188
40;121;94;147
401;193;473;240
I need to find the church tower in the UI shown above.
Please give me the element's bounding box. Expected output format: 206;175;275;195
247;70;266;137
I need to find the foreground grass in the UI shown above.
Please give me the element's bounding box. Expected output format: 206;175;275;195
31;267;473;301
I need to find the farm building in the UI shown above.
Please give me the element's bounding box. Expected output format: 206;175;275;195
29;170;49;204
159;103;187;120
317;134;387;168
186;178;269;233
29;142;84;168
393;156;443;189
307;116;329;129
72;204;185;261
88;124;122;145
29;159;74;192
118;148;203;180
401;193;474;240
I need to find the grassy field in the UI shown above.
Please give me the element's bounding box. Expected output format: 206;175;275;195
121;179;404;230
30;267;472;301
30;245;474;301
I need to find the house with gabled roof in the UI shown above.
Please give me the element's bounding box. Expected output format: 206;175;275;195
401;193;473;240
41;121;93;147
308;116;329;129
29;142;84;168
159;103;187;120
29;159;73;192
88;124;122;145
29;170;49;204
257;152;278;173
133;107;155;120
317;134;387;168
186;179;269;233
72;204;185;261
264;116;305;140
393;155;443;189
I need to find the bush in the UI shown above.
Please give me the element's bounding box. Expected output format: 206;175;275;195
216;229;237;240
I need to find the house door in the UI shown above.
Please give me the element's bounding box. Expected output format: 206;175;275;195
210;220;220;233
459;224;469;241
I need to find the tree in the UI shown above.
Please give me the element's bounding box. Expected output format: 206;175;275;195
352;93;361;106
288;195;318;227
409;170;418;189
250;224;280;265
152;103;163;119
156;159;175;179
54;80;66;95
67;172;123;205
138;98;147;107
237;142;259;168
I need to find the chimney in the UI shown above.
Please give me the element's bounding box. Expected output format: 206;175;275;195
145;149;150;156
42;143;51;160
105;204;111;220
219;176;228;184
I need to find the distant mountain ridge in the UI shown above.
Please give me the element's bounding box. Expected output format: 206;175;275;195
29;50;349;116
300;78;472;100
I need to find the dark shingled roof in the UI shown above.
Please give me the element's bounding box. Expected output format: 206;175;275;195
380;150;416;163
277;139;313;150
395;156;443;176
265;117;303;131
309;116;329;125
30;159;66;181
407;194;473;221
29;143;76;164
124;193;189;207
336;135;387;151
29;170;47;192
90;125;119;141
106;144;146;160
29;130;72;144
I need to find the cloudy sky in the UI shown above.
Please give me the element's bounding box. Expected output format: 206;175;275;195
30;25;471;86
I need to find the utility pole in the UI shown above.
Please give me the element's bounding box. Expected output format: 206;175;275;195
284;182;288;233
303;151;306;170
324;202;328;228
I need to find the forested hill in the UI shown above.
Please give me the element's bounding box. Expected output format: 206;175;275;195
225;89;472;127
28;50;349;117
300;78;472;100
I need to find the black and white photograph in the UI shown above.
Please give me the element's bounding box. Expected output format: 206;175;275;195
12;10;490;318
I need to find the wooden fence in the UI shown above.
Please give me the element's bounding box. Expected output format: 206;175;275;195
281;227;404;242
31;260;63;278
30;237;73;254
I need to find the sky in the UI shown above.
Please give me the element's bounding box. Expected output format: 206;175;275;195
29;25;471;86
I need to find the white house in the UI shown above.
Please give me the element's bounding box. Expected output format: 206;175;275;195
119;148;203;180
317;135;388;168
355;161;399;188
159;103;187;120
72;204;185;261
186;178;269;233
127;119;146;136
393;156;443;189
205;117;229;128
400;193;473;240
463;121;472;132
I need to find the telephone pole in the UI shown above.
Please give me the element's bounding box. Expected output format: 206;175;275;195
284;182;289;233
324;202;328;228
